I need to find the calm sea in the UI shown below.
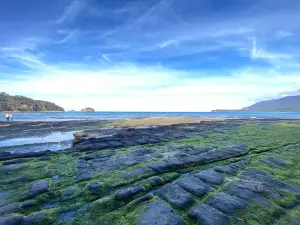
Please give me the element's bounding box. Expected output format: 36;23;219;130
2;111;300;121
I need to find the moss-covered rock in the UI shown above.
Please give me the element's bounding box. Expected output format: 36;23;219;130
1;119;300;224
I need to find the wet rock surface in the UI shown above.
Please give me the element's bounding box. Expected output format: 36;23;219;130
176;176;210;197
87;182;101;192
27;179;49;197
138;200;184;225
20;200;38;209
0;174;29;185
195;170;224;185
23;212;49;225
214;159;249;175
0;203;20;216
115;185;145;201
227;181;271;206
260;156;286;167
157;183;194;209
0;215;24;225
188;204;230;225
0;163;30;173
0;119;300;224
206;192;250;214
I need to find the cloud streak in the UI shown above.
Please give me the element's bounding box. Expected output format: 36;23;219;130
56;0;85;23
158;40;177;49
56;29;81;44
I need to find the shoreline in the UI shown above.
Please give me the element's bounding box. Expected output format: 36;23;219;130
1;117;300;153
2;111;300;123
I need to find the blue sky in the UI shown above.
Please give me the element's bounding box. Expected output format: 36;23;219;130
0;0;300;111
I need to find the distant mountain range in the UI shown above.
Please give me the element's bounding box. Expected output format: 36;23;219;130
0;92;64;112
212;95;300;112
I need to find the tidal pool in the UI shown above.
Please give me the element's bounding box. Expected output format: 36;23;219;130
0;131;76;153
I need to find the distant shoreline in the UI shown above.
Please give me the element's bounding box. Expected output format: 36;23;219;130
2;110;300;113
2;111;300;122
211;110;300;113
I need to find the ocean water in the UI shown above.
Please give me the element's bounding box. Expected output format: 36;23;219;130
2;111;300;122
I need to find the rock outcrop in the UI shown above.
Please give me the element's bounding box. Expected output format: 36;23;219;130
81;107;95;112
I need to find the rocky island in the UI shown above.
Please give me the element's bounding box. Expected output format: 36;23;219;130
0;92;64;112
81;108;95;112
0;118;300;225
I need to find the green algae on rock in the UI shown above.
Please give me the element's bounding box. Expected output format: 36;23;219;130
0;119;300;224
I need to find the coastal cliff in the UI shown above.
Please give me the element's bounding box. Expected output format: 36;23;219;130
0;92;64;112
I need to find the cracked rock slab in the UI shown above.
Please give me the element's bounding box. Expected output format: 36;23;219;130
115;185;145;201
138;200;184;225
176;176;210;197
188;204;230;225
195;170;224;185
227;181;270;206
260;156;286;167
206;192;250;214
157;183;194;209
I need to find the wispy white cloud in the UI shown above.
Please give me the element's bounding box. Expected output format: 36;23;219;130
56;0;85;23
158;40;177;49
90;0;300;61
250;37;298;68
56;29;81;44
0;43;54;70
101;54;113;63
276;30;294;39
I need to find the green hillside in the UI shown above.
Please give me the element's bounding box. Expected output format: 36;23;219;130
0;92;64;112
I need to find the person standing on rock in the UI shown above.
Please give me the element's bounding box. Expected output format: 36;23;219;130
5;113;10;121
